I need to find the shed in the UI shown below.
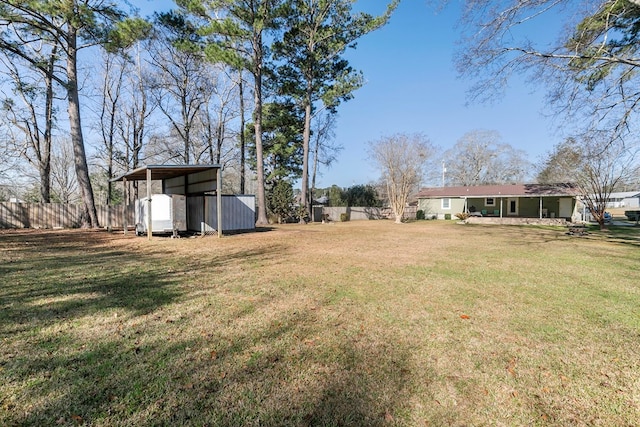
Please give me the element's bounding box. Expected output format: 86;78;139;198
112;164;223;239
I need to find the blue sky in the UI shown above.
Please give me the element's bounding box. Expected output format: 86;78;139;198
332;0;559;188
133;0;560;189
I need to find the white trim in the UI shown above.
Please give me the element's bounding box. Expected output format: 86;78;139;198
441;198;451;210
485;197;495;206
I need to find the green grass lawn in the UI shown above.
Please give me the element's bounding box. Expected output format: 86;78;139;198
1;221;639;426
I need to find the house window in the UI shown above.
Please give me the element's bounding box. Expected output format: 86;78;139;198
442;198;451;210
485;197;495;206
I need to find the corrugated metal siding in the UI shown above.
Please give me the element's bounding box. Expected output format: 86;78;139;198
187;195;255;232
187;196;206;231
188;170;218;193
165;169;218;195
164;176;186;195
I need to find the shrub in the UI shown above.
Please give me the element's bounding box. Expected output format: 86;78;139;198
444;213;452;220
416;209;425;220
267;213;279;224
340;212;350;222
268;180;294;222
455;212;470;220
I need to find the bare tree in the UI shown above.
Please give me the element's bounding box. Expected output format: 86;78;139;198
310;110;342;202
116;43;155;202
368;133;436;223
96;50;125;208
192;65;241;169
50;139;79;204
0;1;148;227
147;21;212;165
444;130;531;186
457;0;640;143
238;70;248;194
538;135;639;229
0;46;57;203
0;126;22;184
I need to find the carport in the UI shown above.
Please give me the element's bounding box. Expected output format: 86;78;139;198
111;164;222;239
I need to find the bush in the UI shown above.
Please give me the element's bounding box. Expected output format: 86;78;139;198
340;212;350;222
455;212;470;220
268;180;294;223
416;209;425;220
444;213;452;220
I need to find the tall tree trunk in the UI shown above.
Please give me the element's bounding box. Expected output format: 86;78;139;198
311;128;320;208
254;35;268;225
207;113;215;163
67;26;98;227
182;96;191;164
133;45;146;202
101;54;123;210
238;71;246;194
300;91;312;223
216;107;224;164
40;50;56;203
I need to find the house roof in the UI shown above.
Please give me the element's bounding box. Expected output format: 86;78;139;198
416;183;581;199
111;164;221;182
606;191;640;198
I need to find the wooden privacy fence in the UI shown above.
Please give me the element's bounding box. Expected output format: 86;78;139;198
312;206;417;222
1;201;416;229
0;202;134;229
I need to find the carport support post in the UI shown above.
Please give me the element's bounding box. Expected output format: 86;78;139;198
123;177;128;235
539;197;543;219
147;168;152;241
217;167;222;238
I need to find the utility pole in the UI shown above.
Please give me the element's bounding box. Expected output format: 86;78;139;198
442;160;446;187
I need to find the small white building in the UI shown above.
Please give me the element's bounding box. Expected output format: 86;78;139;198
112;164;255;238
605;191;640;208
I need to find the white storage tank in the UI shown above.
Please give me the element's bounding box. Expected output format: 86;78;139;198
135;194;187;236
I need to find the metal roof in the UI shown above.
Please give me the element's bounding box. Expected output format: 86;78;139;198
416;183;581;198
111;164;221;182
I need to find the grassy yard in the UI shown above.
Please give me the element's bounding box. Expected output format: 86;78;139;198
1;221;639;426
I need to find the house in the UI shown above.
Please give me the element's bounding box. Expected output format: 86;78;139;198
604;191;640;209
416;183;581;224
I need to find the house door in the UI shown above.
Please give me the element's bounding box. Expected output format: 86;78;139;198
559;198;573;219
507;198;518;216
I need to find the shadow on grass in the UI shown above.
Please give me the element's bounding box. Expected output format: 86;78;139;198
599;225;640;248
0;230;282;322
460;223;640;248
0;233;182;335
11;324;414;427
2;230;415;426
2;247;414;426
